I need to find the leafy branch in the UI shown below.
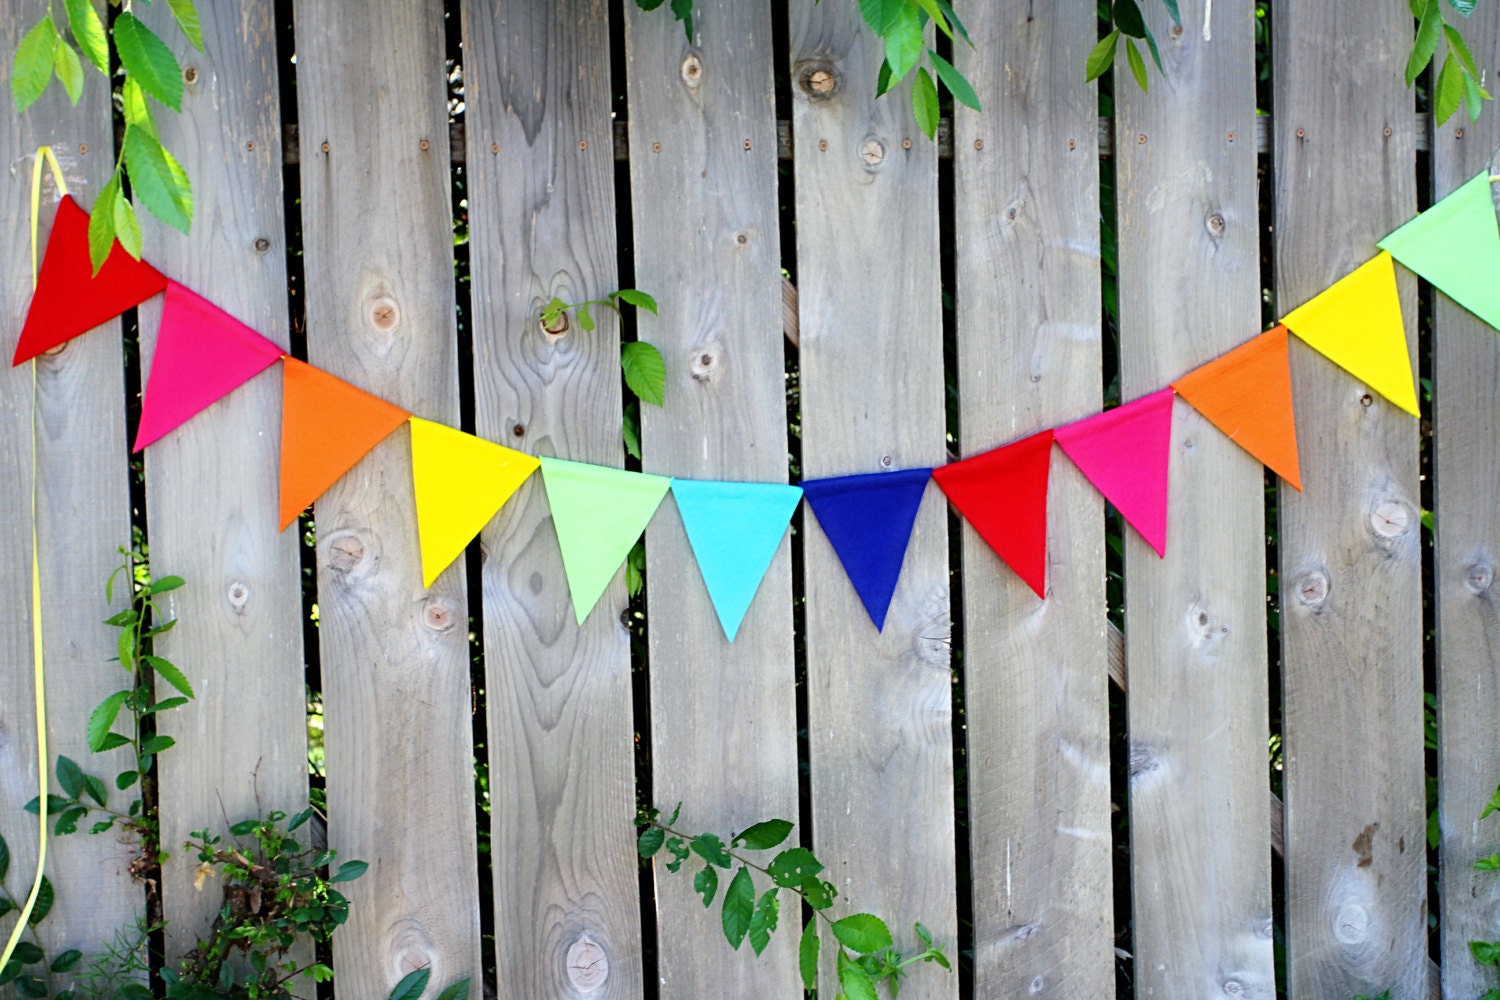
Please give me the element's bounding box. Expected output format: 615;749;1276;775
1088;0;1181;91
1406;0;1492;126
637;804;951;999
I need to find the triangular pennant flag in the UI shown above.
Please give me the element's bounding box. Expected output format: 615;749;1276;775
932;430;1054;598
1171;325;1303;491
540;457;672;625
1379;170;1500;333
800;467;932;630
135;281;286;451
279;357;410;530
14;194;168;365
1055;389;1175;557
410;418;541;587
671;479;803;641
1279;252;1420;417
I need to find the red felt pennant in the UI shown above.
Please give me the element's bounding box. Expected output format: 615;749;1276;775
933;430;1054;598
14;195;168;365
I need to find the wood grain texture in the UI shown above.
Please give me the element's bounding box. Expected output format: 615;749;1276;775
1431;9;1500;995
1272;5;1427;997
292;3;481;995
951;3;1113;996
789;3;956;997
625;1;801;996
460;2;645;997
0;0;140;968
132;1;309;971
1115;4;1274;997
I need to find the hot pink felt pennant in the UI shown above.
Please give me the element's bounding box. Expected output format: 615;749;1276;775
135;281;287;451
1054;388;1175;557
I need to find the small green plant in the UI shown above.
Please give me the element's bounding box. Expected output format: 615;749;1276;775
1467;780;1500;997
637;804;951;999
1089;0;1180;92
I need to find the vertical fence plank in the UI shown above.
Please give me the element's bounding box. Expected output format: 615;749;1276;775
293;3;481;995
1273;5;1427;997
134;1;309;968
1432;9;1500;995
461;2;645;997
1114;3;1275;995
0;0;138;966
789;4;957;997
952;4;1113;996
625;1;801;995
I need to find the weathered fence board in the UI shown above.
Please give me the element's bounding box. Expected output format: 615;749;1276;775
1432;7;1500;995
461;1;645;996
0;0;139;967
292;2;481;995
789;3;957;998
134;1;310;972
1273;6;1428;998
625;1;803;996
1115;3;1275;996
952;3;1113;996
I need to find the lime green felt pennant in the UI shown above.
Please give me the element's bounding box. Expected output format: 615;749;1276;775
1379;170;1500;334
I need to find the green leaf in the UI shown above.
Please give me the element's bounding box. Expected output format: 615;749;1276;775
122;78;156;138
613;289;658;315
884;4;924;85
117;985;154;1000
1445;23;1482;80
49;950;82;974
577;302;595;331
331;859;368;883
149;575;186;594
1159;0;1182;25
638;826;665;858
1450;0;1477;14
721;866;755;950
0;832;8;881
113;13;184;111
837;948;879;1000
857;0;908;34
140;735;175;756
1113;0;1149;38
933;0;970;44
928;50;980;112
1475;853;1500;871
1124;37;1149;93
82;772;108;808
0;898;11;919
434;978;472;1000
29;876;52;924
690;833;733;869
16;974;49;998
90;690;131;752
875;58;895;98
831;913;894;954
668;802;682;825
626;538;645;598
113;195;143;261
1086;30;1121;83
54;805;88;836
910;0;952;38
96;733;131;752
1480;781;1500;819
10;944;43;965
670;0;694;40
63;0;108;73
694;864;718;907
801;876;837;910
747;887;780;956
1464;65;1486;122
621;341;666;407
1435;51;1465;125
90;818;115;834
622;406;641;460
56;754;84;799
13;17;58;112
799;919;819;990
0;959;18;985
733;819;793;851
146;696;190;715
1142;27;1164;75
165;0;205;51
768;847;824;887
387;968;431;1000
53;39;83;105
1473;939;1500;966
123;127;194;234
912;66;939;140
143;655;195;698
1407;0;1444;86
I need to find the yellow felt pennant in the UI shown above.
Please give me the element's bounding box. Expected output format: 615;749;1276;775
410;418;540;587
1280;251;1420;417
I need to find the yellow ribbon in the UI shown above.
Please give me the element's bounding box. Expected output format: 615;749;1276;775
1;146;68;975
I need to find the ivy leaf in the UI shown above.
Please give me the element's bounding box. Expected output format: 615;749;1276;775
883;3;924;85
56;755;85;800
113;13;184;111
747;888;780;956
1407;0;1444;86
831;913;894;954
621;341;666;407
1435;51;1465;125
721;866;755;950
52;39;84;106
1124;37;1149;93
88;175;120;276
928;50;980;112
690;833;733;869
165;0;205;51
63;0;108;73
767;847;824;887
143;654;195;698
1112;0;1149;38
123;127;194;234
1086;30;1121;83
911;66;939;140
13;17;59;112
693;864;718;907
637;826;665;859
113;195;143;261
732;819;793;851
798;919;819;990
837;948;878;1000
28;876;53;925
387;968;431;1000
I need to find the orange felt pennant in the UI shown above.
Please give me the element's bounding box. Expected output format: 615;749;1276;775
279;357;411;529
1171;326;1303;491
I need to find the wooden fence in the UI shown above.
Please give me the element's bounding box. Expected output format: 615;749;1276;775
0;1;1495;998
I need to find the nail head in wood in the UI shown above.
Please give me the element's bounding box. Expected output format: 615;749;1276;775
420;138;431;151
490;142;499;154
681;53;703;87
78;143;88;154
246;141;255;151
512;423;525;438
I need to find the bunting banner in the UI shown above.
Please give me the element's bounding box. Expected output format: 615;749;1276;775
1055;388;1174;557
279;357;411;530
1379;170;1500;332
800;468;932;630
932;430;1054;598
410;418;540;587
671;479;803;642
135;281;286;451
13;194;168;365
1279;251;1420;417
1171;325;1302;491
540;458;672;625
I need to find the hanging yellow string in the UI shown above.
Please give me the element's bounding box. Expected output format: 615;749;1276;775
1;145;69;977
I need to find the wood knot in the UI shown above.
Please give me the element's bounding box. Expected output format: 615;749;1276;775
1222;980;1243;995
1029;975;1044;994
370;297;400;331
689;344;721;382
879;454;894;468
1206;213;1226;236
1295;570;1329;609
183;66;198;84
421;598;456;633
1169;23;1184;38
1333;902;1369;944
1128;743;1160;780
798;62;839;100
42;341;67;357
1465;560;1494;595
254;237;271;253
1370;501;1410;539
681;53;703;87
566;935;608;992
860;137;887;169
540;309;569;338
226;582;250;611
325;531;369;576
